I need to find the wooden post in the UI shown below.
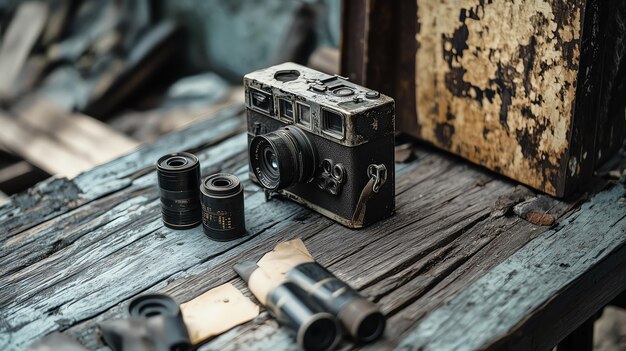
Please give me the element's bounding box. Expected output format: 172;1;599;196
341;0;626;197
556;317;595;351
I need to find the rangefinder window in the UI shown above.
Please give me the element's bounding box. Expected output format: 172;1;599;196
279;98;294;121
322;109;344;138
249;88;272;114
296;102;311;128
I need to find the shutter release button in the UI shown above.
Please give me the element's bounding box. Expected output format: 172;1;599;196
365;91;380;99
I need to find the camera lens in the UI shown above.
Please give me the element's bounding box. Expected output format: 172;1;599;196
264;148;279;173
156;152;201;229
249;126;316;191
200;173;246;241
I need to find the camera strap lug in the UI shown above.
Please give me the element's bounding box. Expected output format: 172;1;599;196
264;189;277;201
351;164;388;225
367;164;387;193
252;122;262;136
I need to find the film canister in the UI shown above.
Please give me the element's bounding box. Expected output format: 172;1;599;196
156;152;201;229
200;173;246;241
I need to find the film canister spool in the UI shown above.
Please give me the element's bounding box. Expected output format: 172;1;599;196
156;152;201;229
200;173;246;241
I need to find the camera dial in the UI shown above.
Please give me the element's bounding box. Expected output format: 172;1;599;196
250;126;317;191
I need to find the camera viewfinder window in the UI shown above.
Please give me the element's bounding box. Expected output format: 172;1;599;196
322;109;344;138
296;102;311;128
279;99;294;121
249;89;272;113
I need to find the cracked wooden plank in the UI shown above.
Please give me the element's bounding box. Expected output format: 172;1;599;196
189;179;581;351
74;156;569;350
1;105;622;350
394;183;626;350
0;106;244;240
0;130;599;351
0;134;248;302
0;134;278;350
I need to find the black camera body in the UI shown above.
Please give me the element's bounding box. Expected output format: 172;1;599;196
244;63;395;228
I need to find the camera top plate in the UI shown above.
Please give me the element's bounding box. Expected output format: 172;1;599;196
244;62;393;115
244;62;395;147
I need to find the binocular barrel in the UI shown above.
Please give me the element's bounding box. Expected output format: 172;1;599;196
287;262;385;342
267;282;341;351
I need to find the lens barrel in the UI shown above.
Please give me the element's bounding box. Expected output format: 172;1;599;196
200;173;246;241
249;126;316;191
156;152;201;229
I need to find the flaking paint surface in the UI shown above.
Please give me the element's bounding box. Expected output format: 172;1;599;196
415;0;583;195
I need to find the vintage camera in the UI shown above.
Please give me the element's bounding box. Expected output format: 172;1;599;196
245;63;395;228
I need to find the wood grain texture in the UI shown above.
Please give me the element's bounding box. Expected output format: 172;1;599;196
0;110;94;178
0;101;139;179
394;184;626;351
15;101;139;165
0;106;243;243
0;108;622;351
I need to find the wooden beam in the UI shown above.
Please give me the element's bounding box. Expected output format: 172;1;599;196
556;317;594;351
0;100;139;179
0;2;48;100
41;0;75;46
15;101;139;165
0;161;33;185
0;161;48;194
394;184;626;350
0;190;8;206
307;46;339;75
83;21;182;118
0;111;93;178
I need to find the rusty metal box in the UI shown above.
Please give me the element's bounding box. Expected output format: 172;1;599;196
341;0;626;197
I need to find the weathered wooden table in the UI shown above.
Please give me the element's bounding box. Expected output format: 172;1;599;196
1;106;625;351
